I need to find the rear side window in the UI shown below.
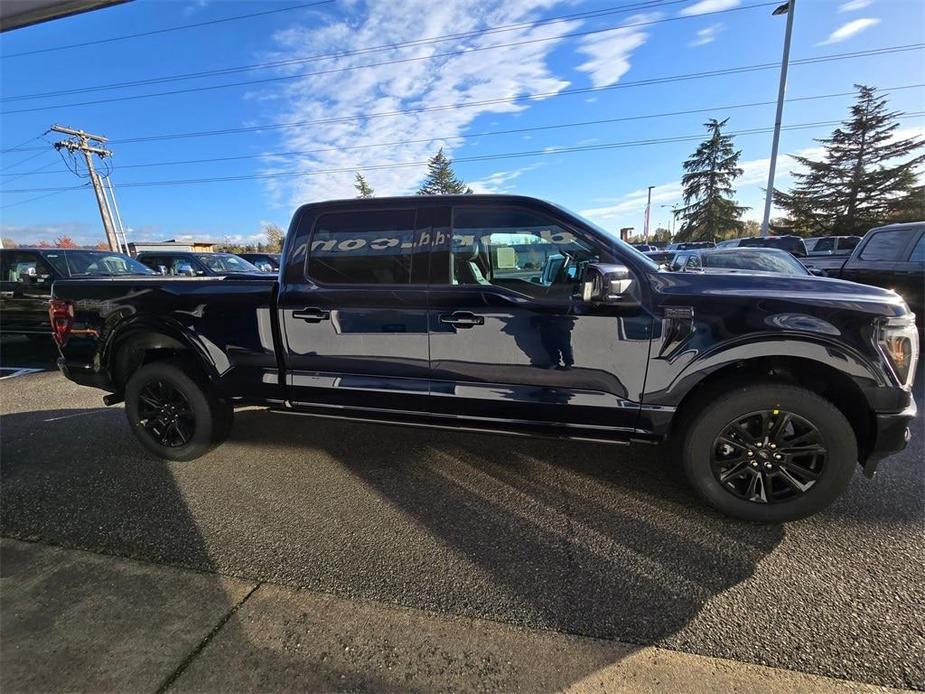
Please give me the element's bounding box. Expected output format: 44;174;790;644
859;230;910;261
814;238;835;252
308;209;418;285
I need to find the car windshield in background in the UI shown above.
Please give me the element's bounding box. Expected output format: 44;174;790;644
196;254;260;273
54;251;155;277
554;204;660;271
702;250;809;275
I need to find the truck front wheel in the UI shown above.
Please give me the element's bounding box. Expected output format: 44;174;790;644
125;360;231;462
681;383;857;522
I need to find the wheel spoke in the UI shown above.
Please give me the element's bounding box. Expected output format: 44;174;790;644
719;461;750;483
777;467;815;493
745;471;767;503
780;460;821;481
732;421;758;446
769;412;792;444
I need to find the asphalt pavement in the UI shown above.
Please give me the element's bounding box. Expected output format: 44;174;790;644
1;335;923;690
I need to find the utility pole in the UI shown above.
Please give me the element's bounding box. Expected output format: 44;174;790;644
760;0;796;237
643;185;654;243
50;124;120;252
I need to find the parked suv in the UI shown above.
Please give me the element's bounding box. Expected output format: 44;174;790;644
51;195;918;522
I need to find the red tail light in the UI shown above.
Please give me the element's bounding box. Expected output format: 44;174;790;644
48;299;74;347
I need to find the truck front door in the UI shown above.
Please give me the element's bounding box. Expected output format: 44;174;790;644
426;204;652;436
278;206;431;415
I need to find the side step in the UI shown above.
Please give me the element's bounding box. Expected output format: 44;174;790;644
269;402;657;446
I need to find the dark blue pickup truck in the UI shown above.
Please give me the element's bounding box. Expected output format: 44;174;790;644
50;195;918;521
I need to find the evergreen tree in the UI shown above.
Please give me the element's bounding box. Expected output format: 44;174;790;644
417;148;473;195
354;172;375;198
676;118;747;241
774;85;924;235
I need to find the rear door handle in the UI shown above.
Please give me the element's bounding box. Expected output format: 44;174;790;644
293;307;330;323
440;311;484;328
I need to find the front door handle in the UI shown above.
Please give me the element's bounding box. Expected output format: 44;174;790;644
293;307;330;323
0;291;13;298
440;311;484;328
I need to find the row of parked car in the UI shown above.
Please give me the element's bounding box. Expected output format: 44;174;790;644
630;222;924;322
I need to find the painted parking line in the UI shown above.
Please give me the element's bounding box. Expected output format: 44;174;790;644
0;368;45;380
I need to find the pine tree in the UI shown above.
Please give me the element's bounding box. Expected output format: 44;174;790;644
354;172;375;198
774;85;924;235
676;118;747;241
417;148;473;195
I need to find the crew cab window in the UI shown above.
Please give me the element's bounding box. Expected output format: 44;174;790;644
450;207;599;300
814;238;835;252
860;230;909;261
307;209;418;285
1;252;53;283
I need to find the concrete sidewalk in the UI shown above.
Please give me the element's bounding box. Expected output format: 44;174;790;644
0;538;908;693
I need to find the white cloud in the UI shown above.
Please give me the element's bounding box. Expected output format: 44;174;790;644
838;0;872;12
817;17;880;45
575;13;658;88
689;23;724;47
469;164;542;193
256;0;580;207
679;0;739;17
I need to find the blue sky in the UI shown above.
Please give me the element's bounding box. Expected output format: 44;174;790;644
1;0;923;246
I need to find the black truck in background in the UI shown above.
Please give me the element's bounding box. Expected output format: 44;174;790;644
50;195;919;522
804;222;924;323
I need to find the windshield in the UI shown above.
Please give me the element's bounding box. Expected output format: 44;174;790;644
702;250;809;275
196;254;261;273
552;202;660;271
56;251;155;277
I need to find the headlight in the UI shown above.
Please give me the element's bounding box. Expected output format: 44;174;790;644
876;315;919;388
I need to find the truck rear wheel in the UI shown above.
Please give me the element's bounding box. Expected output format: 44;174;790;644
680;382;857;522
125;360;230;462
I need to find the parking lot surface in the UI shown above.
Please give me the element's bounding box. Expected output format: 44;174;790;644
1;336;923;690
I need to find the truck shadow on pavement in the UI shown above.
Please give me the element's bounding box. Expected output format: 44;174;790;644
1;402;784;691
233;413;785;645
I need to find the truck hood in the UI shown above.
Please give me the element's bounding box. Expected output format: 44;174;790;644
650;270;910;317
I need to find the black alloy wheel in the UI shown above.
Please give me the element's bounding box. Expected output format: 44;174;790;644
136;379;196;448
711;409;827;504
680;382;856;522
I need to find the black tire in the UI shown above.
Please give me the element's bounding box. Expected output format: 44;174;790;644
124;360;230;461
680;382;857;522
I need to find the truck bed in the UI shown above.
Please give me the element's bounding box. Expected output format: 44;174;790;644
52;275;281;402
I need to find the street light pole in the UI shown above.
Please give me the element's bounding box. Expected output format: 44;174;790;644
643;185;655;243
760;0;796;237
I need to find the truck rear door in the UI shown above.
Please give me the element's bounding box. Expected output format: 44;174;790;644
0;250;57;335
277;204;431;415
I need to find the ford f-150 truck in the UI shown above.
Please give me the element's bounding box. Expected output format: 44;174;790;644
50;195;919;522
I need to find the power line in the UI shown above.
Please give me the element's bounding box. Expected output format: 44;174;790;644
5;44;917;152
0;185;89;210
0;149;48;172
3;84;922;176
1;158;66;185
0;0;336;60
5;113;922;195
0;2;786;115
1;0;677;102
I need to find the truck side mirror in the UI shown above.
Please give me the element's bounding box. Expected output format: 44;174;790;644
157;265;168;275
176;263;196;277
581;263;634;303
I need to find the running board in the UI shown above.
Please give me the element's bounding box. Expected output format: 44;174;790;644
268;402;660;446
